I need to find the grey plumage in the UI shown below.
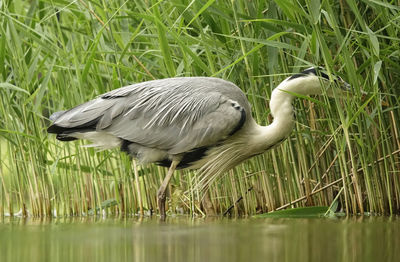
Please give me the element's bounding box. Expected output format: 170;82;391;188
48;77;251;169
48;68;350;217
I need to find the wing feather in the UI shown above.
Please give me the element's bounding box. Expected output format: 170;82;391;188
49;77;250;154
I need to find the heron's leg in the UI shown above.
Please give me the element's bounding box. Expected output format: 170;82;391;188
202;190;216;216
157;160;179;219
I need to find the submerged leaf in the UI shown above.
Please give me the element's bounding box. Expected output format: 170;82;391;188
254;206;329;218
88;199;118;215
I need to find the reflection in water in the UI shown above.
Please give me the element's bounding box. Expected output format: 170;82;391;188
0;216;399;262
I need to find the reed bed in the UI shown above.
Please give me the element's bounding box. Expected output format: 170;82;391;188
0;0;399;217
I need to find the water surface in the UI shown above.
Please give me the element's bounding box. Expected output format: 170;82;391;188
1;216;398;262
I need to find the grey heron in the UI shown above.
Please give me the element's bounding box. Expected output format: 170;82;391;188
47;67;350;218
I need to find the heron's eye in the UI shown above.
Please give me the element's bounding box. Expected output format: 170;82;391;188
318;71;330;81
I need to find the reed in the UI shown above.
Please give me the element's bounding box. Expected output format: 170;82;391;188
0;0;399;217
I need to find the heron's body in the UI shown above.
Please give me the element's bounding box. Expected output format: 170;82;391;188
48;67;348;217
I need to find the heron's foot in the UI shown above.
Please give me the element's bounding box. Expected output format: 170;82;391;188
202;191;216;216
156;159;179;221
157;188;167;220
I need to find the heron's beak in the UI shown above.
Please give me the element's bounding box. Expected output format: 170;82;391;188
342;81;351;92
333;79;352;97
336;78;388;106
357;88;388;107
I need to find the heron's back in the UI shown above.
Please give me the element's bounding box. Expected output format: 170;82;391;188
48;77;253;168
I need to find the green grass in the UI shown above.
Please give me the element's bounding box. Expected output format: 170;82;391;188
0;0;399;217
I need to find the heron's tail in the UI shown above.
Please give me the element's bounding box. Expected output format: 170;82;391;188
47;110;100;141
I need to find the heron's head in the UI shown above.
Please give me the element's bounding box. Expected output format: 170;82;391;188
284;67;351;97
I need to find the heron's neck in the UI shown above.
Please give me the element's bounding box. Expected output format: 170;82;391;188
267;86;295;141
251;79;298;150
248;75;325;153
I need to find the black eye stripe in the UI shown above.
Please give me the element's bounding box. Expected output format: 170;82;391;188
289;67;330;81
319;71;330;80
288;67;350;89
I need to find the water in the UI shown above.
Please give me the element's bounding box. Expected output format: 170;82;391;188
1;216;399;262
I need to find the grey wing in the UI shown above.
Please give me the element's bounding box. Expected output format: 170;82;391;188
49;78;247;154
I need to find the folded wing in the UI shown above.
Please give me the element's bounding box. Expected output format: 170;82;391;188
48;77;247;155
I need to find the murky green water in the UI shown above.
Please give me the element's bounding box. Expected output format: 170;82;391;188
1;216;399;262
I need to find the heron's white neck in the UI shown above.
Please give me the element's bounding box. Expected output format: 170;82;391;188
251;75;323;152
